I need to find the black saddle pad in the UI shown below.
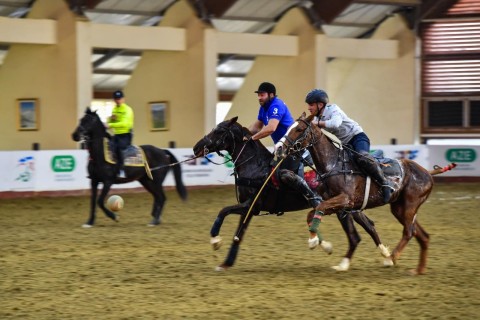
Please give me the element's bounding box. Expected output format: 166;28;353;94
379;158;402;178
370;150;402;177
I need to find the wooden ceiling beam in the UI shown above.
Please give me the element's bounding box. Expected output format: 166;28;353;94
419;0;460;20
354;0;420;5
201;0;238;17
310;0;355;24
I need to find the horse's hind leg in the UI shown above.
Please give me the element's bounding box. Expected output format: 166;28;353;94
389;200;429;275
413;221;430;275
351;210;392;265
139;178;165;226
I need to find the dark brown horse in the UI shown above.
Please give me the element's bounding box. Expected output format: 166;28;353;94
276;113;456;274
193;117;392;271
72;108;187;227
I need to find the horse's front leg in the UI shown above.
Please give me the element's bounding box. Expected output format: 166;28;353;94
215;211;255;272
83;180;99;228
97;182;118;223
306;210;333;254
307;193;352;269
210;202;250;250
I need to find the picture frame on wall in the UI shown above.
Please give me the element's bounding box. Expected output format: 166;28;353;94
17;99;39;131
148;101;168;131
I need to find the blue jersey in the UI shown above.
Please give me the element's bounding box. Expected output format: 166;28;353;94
257;97;294;143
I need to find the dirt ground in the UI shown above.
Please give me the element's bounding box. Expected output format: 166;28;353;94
1;183;479;319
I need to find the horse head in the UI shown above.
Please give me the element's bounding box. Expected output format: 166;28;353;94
72;107;105;142
275;112;317;160
193;116;244;157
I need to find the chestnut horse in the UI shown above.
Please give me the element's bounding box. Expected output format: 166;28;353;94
276;113;456;275
193;117;391;271
72;108;187;227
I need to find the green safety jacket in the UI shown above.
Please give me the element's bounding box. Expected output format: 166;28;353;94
107;103;134;134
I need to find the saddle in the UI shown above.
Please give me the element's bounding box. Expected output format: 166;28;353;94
104;139;153;179
371;150;404;190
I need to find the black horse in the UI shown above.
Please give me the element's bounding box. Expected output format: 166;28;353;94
193;117;391;271
72;108;187;227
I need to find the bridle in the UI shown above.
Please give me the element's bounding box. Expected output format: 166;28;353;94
73;112;107;145
281;119;318;156
201;122;254;167
201;123;237;157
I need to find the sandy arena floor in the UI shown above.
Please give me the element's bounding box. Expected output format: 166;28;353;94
1;183;479;319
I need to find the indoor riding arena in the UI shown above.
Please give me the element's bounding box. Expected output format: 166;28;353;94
1;183;479;319
1;0;480;319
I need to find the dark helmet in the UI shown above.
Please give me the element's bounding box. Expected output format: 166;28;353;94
305;89;329;105
113;90;124;99
255;82;276;95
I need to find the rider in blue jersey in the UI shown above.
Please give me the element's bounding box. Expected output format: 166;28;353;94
249;82;294;144
248;82;330;252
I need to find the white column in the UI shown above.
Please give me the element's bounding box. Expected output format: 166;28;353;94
315;34;328;89
76;21;93;120
204;29;218;132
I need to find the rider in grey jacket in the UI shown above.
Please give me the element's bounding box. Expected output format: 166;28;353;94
306;89;392;203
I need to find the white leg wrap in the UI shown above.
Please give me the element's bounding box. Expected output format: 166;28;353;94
210;236;222;250
378;244;391;258
308;236;319;249
332;257;350;271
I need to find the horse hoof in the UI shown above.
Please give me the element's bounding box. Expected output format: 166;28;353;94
81;224;93;228
320;240;333;255
408;268;426;276
214;265;228;272
332;258;350;271
308;236;319;249
383;258;394;267
210;236;222;250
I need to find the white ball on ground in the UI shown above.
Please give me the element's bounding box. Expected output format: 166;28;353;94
106;195;124;211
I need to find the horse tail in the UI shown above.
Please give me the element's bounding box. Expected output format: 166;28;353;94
429;162;456;176
164;149;188;201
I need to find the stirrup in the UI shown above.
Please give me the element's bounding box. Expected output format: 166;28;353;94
381;184;393;202
118;170;126;178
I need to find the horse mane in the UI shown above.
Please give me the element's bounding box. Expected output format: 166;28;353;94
85;107;110;139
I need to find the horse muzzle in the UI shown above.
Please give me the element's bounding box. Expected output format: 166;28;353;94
275;145;288;160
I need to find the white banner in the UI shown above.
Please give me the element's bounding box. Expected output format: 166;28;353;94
428;145;480;177
0;145;477;194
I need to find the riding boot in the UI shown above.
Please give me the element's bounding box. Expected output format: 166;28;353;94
278;169;322;208
356;154;392;203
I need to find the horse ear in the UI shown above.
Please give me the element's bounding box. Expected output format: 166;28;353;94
301;112;306;118
229;116;238;125
86;107;92;114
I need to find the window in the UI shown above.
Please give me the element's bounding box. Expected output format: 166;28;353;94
420;1;480;136
423;98;480;133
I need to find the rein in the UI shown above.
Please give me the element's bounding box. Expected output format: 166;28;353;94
149;154;204;171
